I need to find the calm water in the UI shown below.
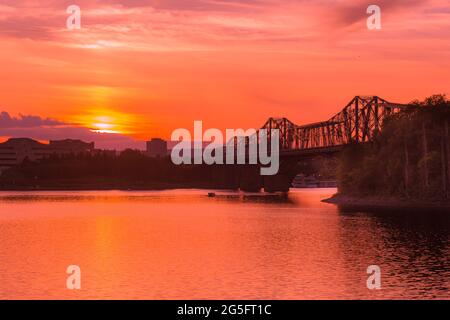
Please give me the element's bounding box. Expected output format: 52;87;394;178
0;188;448;300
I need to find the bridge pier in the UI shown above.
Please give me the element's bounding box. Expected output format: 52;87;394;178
238;165;263;192
263;174;291;193
262;158;298;192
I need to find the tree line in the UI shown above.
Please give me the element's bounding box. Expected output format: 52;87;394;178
338;95;450;200
0;149;221;189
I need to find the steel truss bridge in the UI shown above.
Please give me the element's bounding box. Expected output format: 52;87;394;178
257;96;412;156
220;96;414;192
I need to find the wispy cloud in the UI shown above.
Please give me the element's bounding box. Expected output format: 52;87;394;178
1;0;448;49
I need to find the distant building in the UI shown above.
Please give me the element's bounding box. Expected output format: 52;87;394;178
146;138;167;158
0;138;95;171
0;138;52;168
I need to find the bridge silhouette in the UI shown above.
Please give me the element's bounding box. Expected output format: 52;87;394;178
258;96;412;156
228;96;413;192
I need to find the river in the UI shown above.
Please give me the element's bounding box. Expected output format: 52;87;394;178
0;188;448;299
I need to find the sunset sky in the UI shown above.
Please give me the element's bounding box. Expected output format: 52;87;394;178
0;0;449;149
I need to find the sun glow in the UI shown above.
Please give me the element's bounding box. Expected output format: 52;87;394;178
88;115;119;133
62;85;143;136
92;126;120;134
71;111;137;135
90;116;120;134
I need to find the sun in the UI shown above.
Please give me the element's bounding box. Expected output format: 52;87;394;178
90;115;120;134
71;108;139;136
91;123;119;134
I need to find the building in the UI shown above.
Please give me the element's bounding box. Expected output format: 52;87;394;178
0;138;95;172
146;138;167;158
0;138;52;168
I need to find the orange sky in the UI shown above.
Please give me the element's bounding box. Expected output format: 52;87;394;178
0;0;449;148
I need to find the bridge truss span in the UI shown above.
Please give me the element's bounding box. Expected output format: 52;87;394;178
261;96;412;152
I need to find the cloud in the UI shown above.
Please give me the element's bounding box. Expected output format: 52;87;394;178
0;0;447;48
0;112;63;128
0;18;54;40
0;111;145;150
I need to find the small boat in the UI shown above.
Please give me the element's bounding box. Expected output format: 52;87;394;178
207;192;216;197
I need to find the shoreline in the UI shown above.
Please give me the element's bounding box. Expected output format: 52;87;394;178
0;181;219;192
323;193;450;210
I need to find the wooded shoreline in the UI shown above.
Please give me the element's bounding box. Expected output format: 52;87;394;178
336;95;450;202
